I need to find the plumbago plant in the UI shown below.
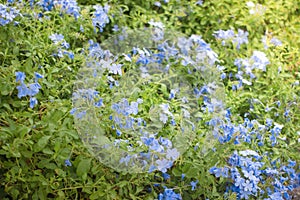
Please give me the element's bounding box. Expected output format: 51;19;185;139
71;27;225;174
0;0;299;200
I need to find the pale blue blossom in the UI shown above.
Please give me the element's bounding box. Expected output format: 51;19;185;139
29;97;38;108
166;148;179;160
15;71;26;83
156;159;173;173
92;5;110;32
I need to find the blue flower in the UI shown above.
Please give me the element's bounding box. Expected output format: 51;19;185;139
213;29;235;40
284;109;289;117
196;0;203;5
92;5;110;32
276;101;281;107
109;63;122;76
15;71;26;83
251;51;269;71
190;180;198;191
166;148;180;160
221;72;226;79
270;38;282;47
34;72;43;81
70;108;77;115
49;33;64;44
87;40;105;59
266;118;273;127
288;160;296;167
156;159;173;173
29;97;38;108
63;50;74;59
80;25;84;32
64;159;72;167
36;0;55;11
268;192;283;200
0;4;20;26
28;83;41;96
129;102;139;115
116;129;122;136
154;1;161;7
112;24;119;32
181;173;185;180
16;83;28;98
54;0;81;19
159;137;172;148
162;172;170;180
76;111;86;119
61;41;70;49
160;113;168;124
158;187;182;200
149;139;164;153
233;29;249;49
213;29;248;49
242;180;253;192
119;155;131;166
169;89;178;99
94;98;103;107
234;175;245;188
209;166;223;178
148;165;157;173
160;103;169;112
170;118;176;126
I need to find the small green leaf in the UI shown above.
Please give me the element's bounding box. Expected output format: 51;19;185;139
172;167;182;176
34;136;51;152
76;158;92;177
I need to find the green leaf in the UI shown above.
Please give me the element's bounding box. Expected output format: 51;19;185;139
38;159;57;169
76;158;92;177
1;84;12;95
90;190;105;200
172;167;182;176
61;130;79;139
42;147;54;155
34;136;51;152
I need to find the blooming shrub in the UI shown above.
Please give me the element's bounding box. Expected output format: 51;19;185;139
0;0;299;199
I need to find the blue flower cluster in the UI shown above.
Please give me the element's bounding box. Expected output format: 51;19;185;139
0;3;20;26
232;50;270;89
54;0;80;19
36;0;55;11
209;109;284;146
210;150;299;199
86;39;119;80
194;83;224;114
72;25;226;174
15;71;43;108
71;88;103;119
49;33;74;59
261;35;282;49
92;4;110;33
109;98;180;173
110;98;143;133
36;0;80;19
213;29;249;49
158;186;182;200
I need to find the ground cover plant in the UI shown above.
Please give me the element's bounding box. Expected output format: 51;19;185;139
0;0;299;199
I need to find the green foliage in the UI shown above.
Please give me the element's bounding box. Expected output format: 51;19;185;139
0;0;299;199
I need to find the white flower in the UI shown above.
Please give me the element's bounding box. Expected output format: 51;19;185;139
239;149;259;157
148;19;164;29
246;1;255;7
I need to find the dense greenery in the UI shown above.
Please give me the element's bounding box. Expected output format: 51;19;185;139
0;0;299;199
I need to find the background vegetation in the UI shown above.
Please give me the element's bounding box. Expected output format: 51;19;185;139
0;0;299;199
